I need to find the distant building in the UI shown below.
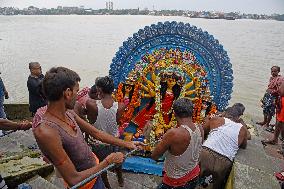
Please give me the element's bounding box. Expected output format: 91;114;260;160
106;1;113;10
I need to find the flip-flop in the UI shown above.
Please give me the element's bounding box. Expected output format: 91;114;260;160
275;172;284;181
277;150;284;156
266;127;275;133
261;140;277;145
256;122;265;126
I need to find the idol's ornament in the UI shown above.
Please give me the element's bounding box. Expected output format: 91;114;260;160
110;21;233;151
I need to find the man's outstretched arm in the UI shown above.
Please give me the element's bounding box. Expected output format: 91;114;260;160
238;126;248;149
0;119;31;131
151;129;174;160
74;112;139;150
33;124;124;187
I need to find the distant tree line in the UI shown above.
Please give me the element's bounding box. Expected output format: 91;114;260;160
0;6;283;21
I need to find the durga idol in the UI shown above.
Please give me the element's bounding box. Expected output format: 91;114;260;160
132;71;183;129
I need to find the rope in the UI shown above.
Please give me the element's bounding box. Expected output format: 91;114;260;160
70;149;137;189
70;148;213;189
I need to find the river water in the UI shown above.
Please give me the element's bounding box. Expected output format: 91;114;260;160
0;15;284;119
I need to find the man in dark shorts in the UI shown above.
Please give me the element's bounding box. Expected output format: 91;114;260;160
262;80;284;145
257;66;283;129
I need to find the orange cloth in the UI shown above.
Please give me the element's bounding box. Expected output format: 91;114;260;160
162;165;200;187
277;97;284;122
65;154;100;189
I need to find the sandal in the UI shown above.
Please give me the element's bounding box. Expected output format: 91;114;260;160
266;127;275;133
275;172;284;181
256;122;265;126
277;150;284;156
261;140;277;145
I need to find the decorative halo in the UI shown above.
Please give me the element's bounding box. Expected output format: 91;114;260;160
109;21;233;110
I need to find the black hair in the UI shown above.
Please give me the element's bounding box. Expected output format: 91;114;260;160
122;83;134;102
271;66;280;72
204;101;213;115
173;98;193;118
29;62;40;69
43;67;81;101
146;74;181;110
90;84;97;94
224;107;241;119
232;103;245;116
95;76;114;94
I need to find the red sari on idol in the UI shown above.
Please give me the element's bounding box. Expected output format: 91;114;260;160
132;91;175;129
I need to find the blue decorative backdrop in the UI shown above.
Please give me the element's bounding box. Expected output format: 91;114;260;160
109;21;233;110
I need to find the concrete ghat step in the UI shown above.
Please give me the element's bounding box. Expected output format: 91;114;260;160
3;164;54;188
230;124;281;189
1;157;54;188
28;175;60;189
6;130;37;148
234;162;280;189
236;136;275;173
108;171;161;189
47;171;67;189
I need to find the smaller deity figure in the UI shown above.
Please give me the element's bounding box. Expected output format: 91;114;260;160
122;81;135;106
133;129;145;143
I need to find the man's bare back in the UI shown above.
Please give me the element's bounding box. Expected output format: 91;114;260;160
165;124;202;156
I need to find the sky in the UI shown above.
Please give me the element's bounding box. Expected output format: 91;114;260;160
1;0;284;14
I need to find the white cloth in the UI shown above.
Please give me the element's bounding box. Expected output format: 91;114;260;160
94;100;119;137
203;118;243;161
164;124;202;179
